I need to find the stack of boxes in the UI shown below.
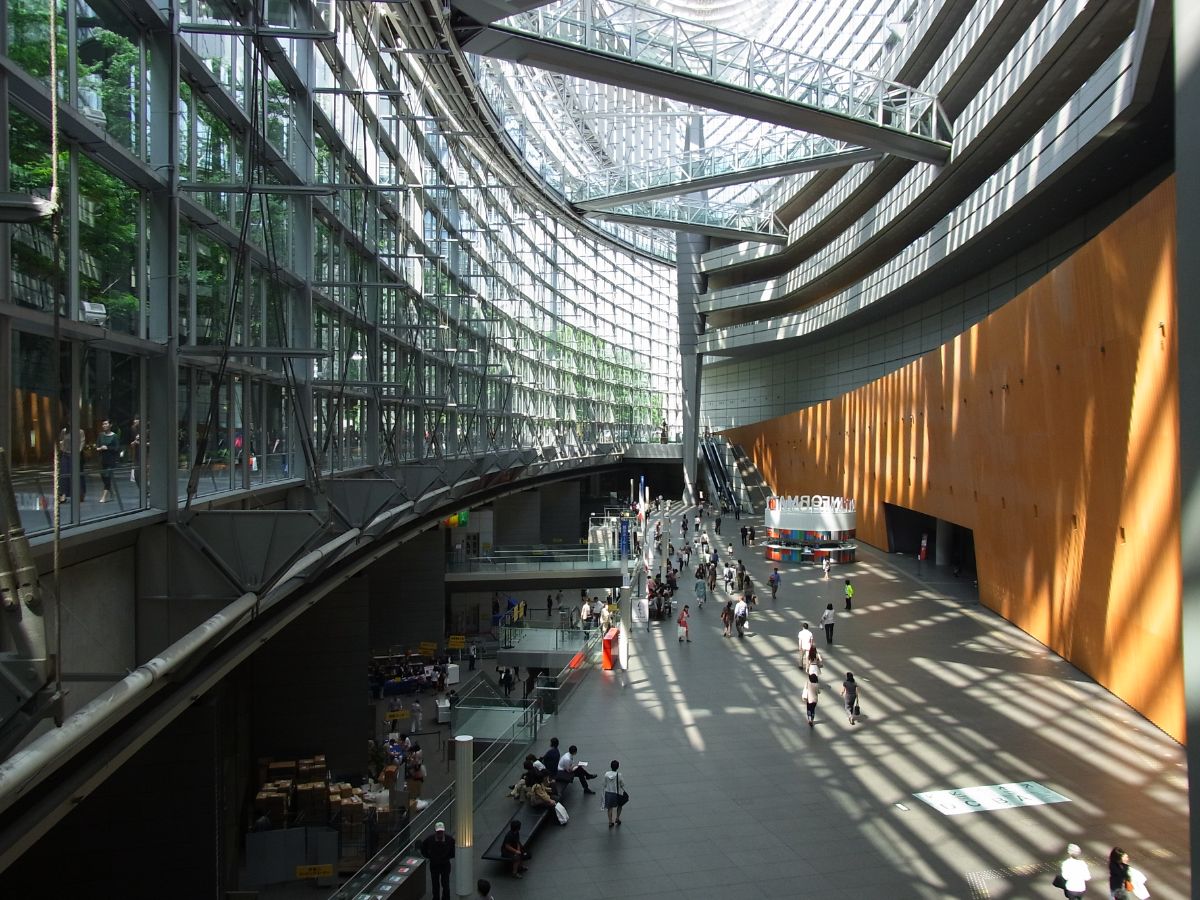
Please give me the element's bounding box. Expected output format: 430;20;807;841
255;756;333;827
254;781;292;827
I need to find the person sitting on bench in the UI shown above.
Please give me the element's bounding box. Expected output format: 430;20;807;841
500;821;530;878
507;755;544;800
557;745;598;794
528;774;558;812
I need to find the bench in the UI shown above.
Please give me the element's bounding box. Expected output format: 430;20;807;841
481;776;573;861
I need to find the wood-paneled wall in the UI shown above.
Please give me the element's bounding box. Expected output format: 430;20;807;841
724;179;1182;741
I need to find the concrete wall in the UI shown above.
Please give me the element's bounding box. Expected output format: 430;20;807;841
45;545;138;715
724;179;1183;741
494;489;540;545
368;529;446;650
3;699;223;898
539;480;581;545
250;575;370;777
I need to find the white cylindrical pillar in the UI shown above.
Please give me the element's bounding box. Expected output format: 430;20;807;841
454;735;474;898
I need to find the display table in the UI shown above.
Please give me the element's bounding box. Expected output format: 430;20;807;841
445;663;460;685
435;698;451;724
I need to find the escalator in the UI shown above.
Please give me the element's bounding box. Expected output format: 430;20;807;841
700;438;738;515
728;443;772;514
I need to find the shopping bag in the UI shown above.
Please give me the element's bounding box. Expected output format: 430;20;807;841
554;802;569;824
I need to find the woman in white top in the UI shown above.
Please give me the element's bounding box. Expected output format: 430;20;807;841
602;760;626;827
805;645;823;682
802;678;820;727
1058;842;1090;899
819;603;836;645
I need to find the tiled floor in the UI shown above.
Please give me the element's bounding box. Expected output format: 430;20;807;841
469;506;1190;899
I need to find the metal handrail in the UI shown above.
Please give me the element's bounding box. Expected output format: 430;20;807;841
507;0;949;143
566;133;873;204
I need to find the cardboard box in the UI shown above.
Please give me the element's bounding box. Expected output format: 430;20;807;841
267;760;297;781
341;796;363;823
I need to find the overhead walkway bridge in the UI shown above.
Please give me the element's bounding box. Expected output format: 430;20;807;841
566;136;882;210
0;439;657;875
455;0;953;166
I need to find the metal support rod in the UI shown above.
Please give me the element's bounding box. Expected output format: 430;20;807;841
0;449;46;659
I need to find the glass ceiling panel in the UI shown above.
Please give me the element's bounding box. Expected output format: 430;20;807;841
470;0;927;257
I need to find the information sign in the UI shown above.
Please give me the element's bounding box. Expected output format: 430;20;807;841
447;635;466;649
385;709;410;721
296;864;334;879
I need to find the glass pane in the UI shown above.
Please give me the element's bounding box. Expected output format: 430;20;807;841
78;157;141;335
80;346;142;521
75;2;142;155
10;331;69;533
6;0;68;88
194;235;228;345
261;382;291;482
9;110;65;314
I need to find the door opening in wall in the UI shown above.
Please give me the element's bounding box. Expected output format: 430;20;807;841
882;503;977;582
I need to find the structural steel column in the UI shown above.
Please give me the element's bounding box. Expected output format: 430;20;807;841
675;114;707;503
1176;0;1200;888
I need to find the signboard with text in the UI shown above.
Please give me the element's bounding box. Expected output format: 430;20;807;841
766;495;857;535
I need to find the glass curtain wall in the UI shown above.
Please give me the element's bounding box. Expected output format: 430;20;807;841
0;0;680;536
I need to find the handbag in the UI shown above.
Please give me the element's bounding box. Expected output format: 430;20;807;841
617;790;630;807
1051;873;1067;889
853;702;861;716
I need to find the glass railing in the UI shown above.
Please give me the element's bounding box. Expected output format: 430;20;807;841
446;546;626;573
330;710;538;899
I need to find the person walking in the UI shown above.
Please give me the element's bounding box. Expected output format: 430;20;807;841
694;572;707;608
844;579;855;611
546;594;554;619
748;525;756;546
721;600;734;637
469;642;478;671
822;557;830;578
802;675;820;727
1108;847;1150;899
733;595;749;638
841;672;859;725
1056;843;1091;900
602;760;626;826
804;645;823;683
768;567;780;600
410;698;423;732
476;878;496;900
420;822;456;900
819;604;836;645
715;513;722;535
677;604;692;642
797;622;814;661
740;525;748;546
95;419;119;503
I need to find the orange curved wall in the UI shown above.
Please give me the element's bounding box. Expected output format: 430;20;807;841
724;179;1182;741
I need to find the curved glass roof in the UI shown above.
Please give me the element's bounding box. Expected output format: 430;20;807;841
462;0;920;256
